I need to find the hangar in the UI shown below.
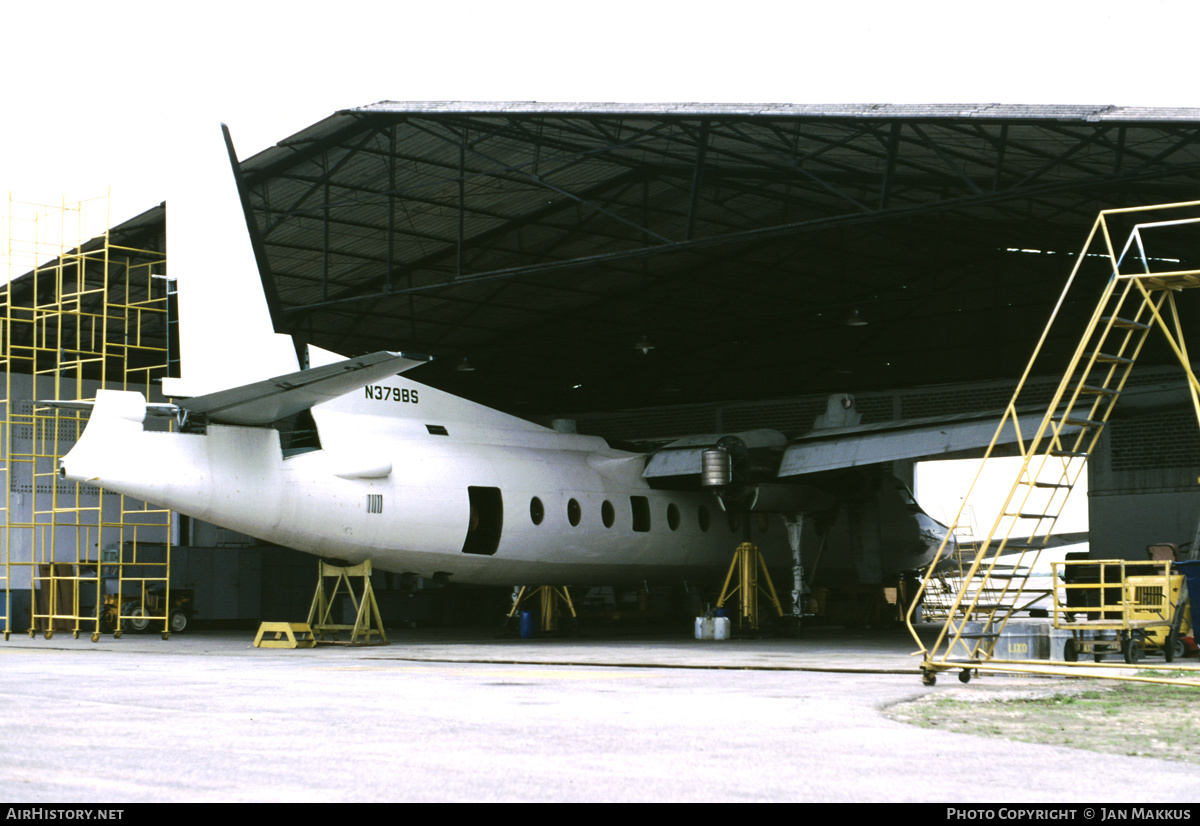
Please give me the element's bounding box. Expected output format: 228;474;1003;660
233;103;1200;414
4;102;1200;635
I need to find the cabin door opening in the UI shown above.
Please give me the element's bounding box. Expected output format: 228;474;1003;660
462;486;503;556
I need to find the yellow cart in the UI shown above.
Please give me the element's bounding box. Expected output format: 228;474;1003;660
1053;559;1188;664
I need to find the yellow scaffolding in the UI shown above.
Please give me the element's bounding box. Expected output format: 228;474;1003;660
907;201;1200;688
2;193;173;642
921;509;981;622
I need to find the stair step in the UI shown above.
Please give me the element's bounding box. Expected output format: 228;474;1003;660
1079;384;1117;397
1102;316;1150;331
1089;351;1134;365
1058;417;1103;428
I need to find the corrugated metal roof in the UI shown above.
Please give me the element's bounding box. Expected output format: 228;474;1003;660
224;102;1200;415
352;101;1200;121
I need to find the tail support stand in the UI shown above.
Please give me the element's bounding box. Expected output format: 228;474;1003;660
307;560;388;645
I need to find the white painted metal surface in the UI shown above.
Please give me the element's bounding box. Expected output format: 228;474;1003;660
62;374;777;585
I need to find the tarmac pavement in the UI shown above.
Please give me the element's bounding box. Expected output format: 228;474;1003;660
1;624;1198;803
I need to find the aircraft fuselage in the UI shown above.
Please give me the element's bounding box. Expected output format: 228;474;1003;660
61;387;791;586
61;375;945;590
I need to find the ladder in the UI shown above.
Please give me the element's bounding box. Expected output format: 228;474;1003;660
921;511;980;622
908;201;1200;686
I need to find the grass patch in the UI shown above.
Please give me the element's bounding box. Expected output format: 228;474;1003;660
887;678;1200;763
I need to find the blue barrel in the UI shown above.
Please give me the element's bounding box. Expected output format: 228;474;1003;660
1176;561;1200;632
519;610;537;639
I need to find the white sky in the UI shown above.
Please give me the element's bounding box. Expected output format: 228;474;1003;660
5;0;1200;234
916;455;1090;569
916;455;1088;531
4;0;1185;529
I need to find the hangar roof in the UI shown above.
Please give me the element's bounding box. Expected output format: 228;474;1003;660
17;103;1200;423
229;102;1200;419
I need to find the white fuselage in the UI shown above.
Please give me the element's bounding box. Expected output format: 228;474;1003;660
61;377;789;586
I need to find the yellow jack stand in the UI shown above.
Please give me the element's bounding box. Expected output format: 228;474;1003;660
716;542;785;630
508;586;577;633
307;560;388;645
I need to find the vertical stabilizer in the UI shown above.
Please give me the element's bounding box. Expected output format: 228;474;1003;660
161;122;299;399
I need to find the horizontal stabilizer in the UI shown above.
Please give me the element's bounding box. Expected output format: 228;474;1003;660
778;411;1075;477
36;399;179;418
175;351;429;425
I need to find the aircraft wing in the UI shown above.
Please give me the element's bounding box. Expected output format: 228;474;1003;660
174;351;429;425
643;410;1077;480
777;410;1066;477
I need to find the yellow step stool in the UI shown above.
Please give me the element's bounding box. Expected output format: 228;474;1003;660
253;622;316;649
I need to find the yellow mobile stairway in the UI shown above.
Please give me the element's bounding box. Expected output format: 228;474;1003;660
907;201;1200;688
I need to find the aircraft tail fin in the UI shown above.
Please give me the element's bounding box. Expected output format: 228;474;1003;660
161;123;300;399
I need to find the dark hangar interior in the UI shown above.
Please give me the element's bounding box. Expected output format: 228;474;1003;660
103;102;1200;427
